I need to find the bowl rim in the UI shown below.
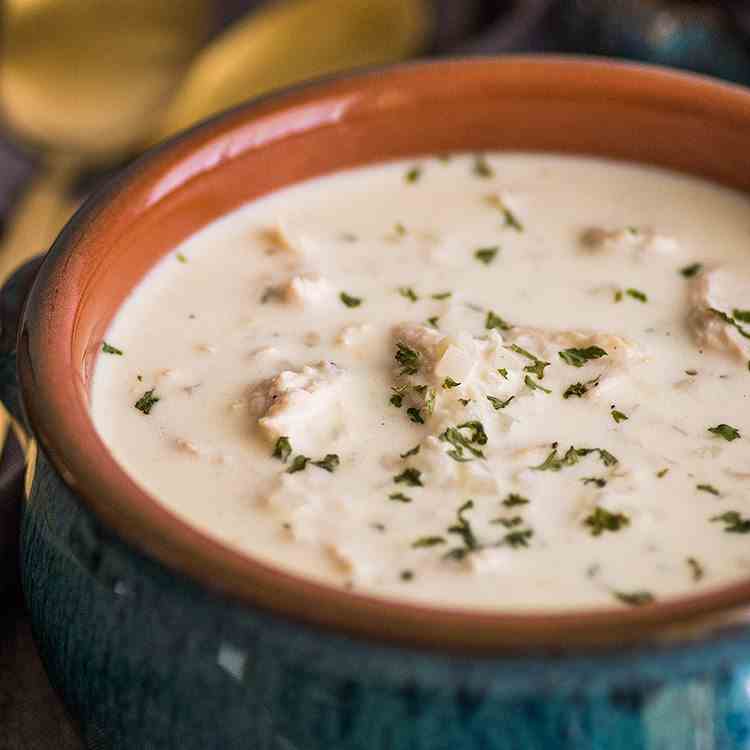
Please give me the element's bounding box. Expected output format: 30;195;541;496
18;55;750;654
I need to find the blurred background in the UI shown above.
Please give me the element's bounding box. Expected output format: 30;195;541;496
3;1;750;747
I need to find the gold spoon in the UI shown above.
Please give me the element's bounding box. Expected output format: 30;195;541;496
0;0;211;282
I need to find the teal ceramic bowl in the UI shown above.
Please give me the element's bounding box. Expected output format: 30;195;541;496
6;58;750;749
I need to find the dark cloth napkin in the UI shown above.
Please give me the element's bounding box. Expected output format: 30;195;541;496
2;1;750;747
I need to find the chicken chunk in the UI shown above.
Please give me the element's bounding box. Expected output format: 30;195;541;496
579;226;678;258
687;267;750;361
249;361;344;453
278;273;332;306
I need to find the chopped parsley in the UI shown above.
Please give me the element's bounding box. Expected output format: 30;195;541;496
272;436;292;463
494;516;523;528
260;286;283;304
626;288;648;303
533;444;618;471
508;344;550;379
439;422;487;461
405;166;421;183
563;376;600;399
734;309;750;324
176;252;188;263
497;367;508;379
611;408;629;424
394;468;423;487
389;492;412;503
687;557;704;581
558;346;608;368
614;289;623;303
487;394;514;410
656;468;669;478
400;444;420;458
474;246;499;265
711;511;750;533
398;286;418;302
426;316;440;329
442;377;461;389
390;394;404;408
395;342;421;375
613;590;654;606
287;455;310;473
697;483;720;496
584;506;630;536
312;454;339;473
412;536;446;548
485;194;523;231
685;369;698;376
581;476;607;488
710;308;750;340
472;154;494;178
680;262;703;278
431;291;452;300
394;222;407;237
340;291;362;308
486;310;512;331
102;341;123;356
400;570;414;581
406;407;424;424
503;528;533;548
445;500;479;559
524;375;551;394
708;423;741;442
504;493;530;508
134;389;159;415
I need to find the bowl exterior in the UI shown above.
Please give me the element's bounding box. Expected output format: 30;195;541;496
20;449;750;749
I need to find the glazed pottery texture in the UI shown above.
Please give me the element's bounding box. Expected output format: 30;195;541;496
7;58;750;748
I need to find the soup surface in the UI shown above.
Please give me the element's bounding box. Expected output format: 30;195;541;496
91;153;750;611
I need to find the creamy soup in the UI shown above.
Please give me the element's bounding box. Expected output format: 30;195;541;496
91;153;750;611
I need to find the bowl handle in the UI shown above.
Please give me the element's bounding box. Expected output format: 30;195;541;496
0;255;45;428
0;255;44;595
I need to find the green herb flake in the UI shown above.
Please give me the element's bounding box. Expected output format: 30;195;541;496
176;252;188;263
400;570;415;581
584;506;630;536
431;291;452;300
711;510;750;533
312;454;340;473
697;483;720;496
611;409;629;424
487;394;514;410
708;423;741;442
442;377;461;389
445;500;479;558
685;369;698;376
389;492;412;503
581;476;607;488
472;154;494;178
734;309;750;324
710;308;750;340
486;310;512;331
390;394;404;408
680;262;703;278
398;286;419;302
426;316;440;329
406;407;424;424
508;343;550;379
134;389;160;415
687;557;704;581
558;346;608;368
494;516;523;528
287;455;310;474
656;468;669;478
102;342;123;356
613;590;654;606
503;493;530;507
474;246;499;265
563;376;600;399
400;444;420;459
394;222;407;237
439;422;486;461
394;468;423;487
412;536;446;548
405;166;421;183
524;375;551;394
614;289;624;303
497;367;508;379
272;436;292;463
395;342;421;375
503;529;534;548
340;291;362;308
533;445;618;472
626;288;648;303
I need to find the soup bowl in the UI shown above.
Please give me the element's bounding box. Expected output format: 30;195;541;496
5;57;750;749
